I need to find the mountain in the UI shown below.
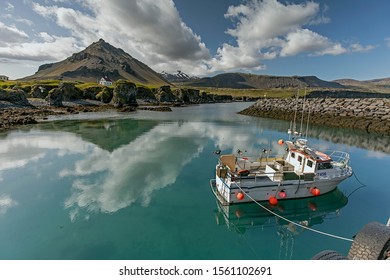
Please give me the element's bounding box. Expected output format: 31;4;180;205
22;39;169;86
160;70;199;83
334;77;390;93
184;73;345;89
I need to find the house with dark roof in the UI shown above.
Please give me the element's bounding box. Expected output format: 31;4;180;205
99;76;113;86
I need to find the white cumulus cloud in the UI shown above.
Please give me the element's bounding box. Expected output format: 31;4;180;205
0;0;377;77
0;21;29;47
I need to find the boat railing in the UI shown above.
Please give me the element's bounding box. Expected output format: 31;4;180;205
325;150;351;168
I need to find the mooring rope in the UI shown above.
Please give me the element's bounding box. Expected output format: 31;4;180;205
236;184;354;242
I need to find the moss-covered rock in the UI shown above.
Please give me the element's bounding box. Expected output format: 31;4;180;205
155;85;177;103
45;88;63;106
136;85;156;102
111;80;138;108
0;89;29;105
30;84;49;98
96;87;113;103
82;86;102;99
59;82;83;101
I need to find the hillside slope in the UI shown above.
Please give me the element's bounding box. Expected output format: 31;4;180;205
185;73;344;89
22;39;169;86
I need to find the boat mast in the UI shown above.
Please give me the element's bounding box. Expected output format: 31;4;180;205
290;89;299;140
299;88;306;137
305;94;311;139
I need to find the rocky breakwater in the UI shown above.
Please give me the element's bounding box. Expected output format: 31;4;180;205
239;98;390;135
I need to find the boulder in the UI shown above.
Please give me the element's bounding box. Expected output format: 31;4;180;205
174;88;202;103
30;85;49;99
45;88;63;106
59;82;82;101
82;86;102;99
155;85;177;103
96;87;113;103
0;89;29;105
136;86;156;103
110;80;138;108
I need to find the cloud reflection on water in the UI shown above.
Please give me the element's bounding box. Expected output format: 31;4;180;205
0;194;18;215
0;121;287;221
62;121;274;220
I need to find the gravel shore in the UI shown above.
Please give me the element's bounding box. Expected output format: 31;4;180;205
0;98;116;131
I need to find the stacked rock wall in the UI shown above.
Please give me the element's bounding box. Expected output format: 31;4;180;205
239;98;390;134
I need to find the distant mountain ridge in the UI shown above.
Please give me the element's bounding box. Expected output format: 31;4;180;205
184;73;345;89
22;39;169;86
334;77;390;93
19;38;389;91
160;70;199;83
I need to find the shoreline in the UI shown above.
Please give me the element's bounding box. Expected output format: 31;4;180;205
2;97;390;135
0;99;129;131
0;98;235;131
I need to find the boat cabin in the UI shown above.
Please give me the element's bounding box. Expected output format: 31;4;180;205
284;139;333;175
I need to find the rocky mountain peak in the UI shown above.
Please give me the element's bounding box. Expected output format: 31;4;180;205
23;39;169;86
160;70;198;83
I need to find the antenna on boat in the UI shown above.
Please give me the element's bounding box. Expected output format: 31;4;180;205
299;88;306;137
305;98;311;139
290;88;300;141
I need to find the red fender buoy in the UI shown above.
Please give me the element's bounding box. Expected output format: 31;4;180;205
269;196;278;205
236;192;245;200
278;190;286;198
310;187;321;196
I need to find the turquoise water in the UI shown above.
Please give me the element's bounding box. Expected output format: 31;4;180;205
0;102;389;260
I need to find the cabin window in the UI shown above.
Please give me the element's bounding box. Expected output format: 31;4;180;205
307;160;313;168
317;162;333;170
298;156;302;163
291;152;295;158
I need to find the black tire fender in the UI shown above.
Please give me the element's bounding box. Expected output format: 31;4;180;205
348;222;390;260
311;250;348;260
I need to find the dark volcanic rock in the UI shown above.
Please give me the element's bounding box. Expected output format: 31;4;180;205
59;82;83;101
110;80;138;108
96;87;113;103
0;89;29;105
155;86;178;103
30;85;49;99
45;88;63;106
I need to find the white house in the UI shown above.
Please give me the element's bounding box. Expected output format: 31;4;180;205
0;75;9;81
99;77;113;86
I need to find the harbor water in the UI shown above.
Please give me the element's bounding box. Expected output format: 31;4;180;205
0;102;389;260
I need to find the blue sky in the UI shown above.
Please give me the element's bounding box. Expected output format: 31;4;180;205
0;0;389;81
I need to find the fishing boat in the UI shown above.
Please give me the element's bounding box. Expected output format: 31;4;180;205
211;92;353;205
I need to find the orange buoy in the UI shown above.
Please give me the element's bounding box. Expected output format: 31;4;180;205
236;192;245;200
310;187;321;196
278;139;284;145
278;190;286;198
269;196;278;205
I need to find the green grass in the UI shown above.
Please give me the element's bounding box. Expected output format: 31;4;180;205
75;82;104;90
